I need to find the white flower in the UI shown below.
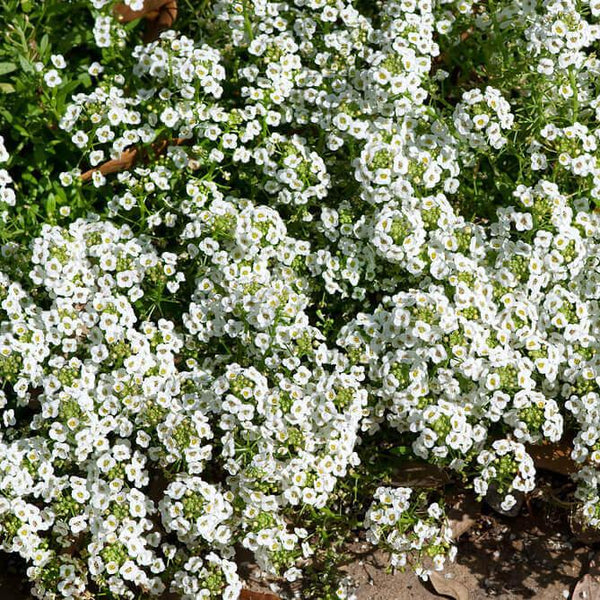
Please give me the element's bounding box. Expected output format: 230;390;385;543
51;54;67;69
44;69;62;88
0;136;8;162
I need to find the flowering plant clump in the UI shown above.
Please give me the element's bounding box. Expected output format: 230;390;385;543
3;0;600;597
364;487;454;575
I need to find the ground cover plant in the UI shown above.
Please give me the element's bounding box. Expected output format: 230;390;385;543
2;0;600;598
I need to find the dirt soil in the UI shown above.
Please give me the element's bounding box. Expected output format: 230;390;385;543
245;488;594;600
343;500;589;600
0;495;595;600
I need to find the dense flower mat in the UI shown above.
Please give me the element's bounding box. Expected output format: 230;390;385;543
1;0;600;598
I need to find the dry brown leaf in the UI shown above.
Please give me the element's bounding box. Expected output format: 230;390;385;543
446;493;479;540
114;0;177;42
240;590;281;600
429;572;469;600
572;574;600;600
391;461;450;488
80;137;187;182
113;0;176;24
588;551;600;576
80;146;139;183
528;440;578;476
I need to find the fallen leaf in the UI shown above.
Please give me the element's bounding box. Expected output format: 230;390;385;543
80;137;187;182
429;572;469;600
446;493;479;540
528;440;578;476
113;0;177;42
588;552;600;576
240;590;281;600
80;146;139;182
391;460;450;488
572;574;600;600
113;0;172;22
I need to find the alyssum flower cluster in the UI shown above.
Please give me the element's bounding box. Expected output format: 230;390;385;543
3;0;600;598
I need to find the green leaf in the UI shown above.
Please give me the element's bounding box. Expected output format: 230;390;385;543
17;54;34;74
12;122;32;137
45;193;56;217
21;172;38;185
39;34;50;59
0;108;13;123
33;141;47;164
77;72;92;88
0;83;15;93
0;62;17;76
53;185;67;204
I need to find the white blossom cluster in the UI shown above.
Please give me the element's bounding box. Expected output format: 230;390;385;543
87;0;145;48
473;440;536;504
0;136;15;219
4;0;600;596
453;86;514;151
365;487;454;575
60;31;226;189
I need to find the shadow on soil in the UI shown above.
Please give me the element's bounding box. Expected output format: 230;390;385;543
437;495;590;599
